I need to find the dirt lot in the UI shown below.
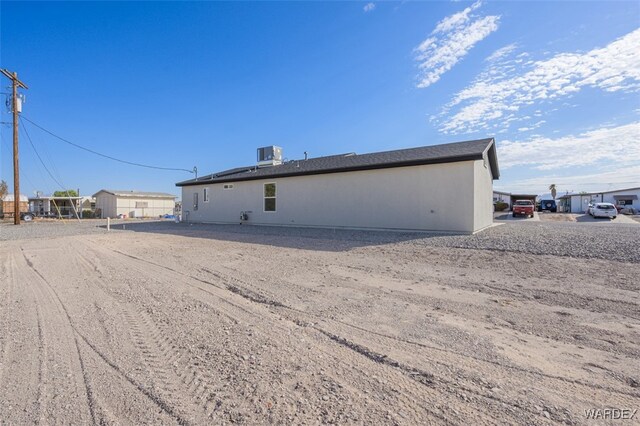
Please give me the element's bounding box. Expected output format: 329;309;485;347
1;222;639;424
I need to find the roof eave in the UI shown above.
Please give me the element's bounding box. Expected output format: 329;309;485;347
482;138;499;180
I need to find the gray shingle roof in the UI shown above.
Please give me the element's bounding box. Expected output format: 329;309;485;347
176;138;498;187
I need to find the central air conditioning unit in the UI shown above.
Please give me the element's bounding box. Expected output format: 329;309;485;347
257;146;283;167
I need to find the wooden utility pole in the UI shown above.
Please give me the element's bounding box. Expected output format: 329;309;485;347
1;69;28;225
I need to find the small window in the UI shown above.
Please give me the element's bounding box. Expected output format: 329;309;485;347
193;192;198;211
223;184;234;190
135;201;148;208
203;188;210;203
264;183;276;212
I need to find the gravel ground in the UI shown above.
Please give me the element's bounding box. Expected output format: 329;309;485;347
1;220;639;424
5;219;635;262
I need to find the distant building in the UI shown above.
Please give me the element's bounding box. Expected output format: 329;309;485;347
28;195;83;218
491;191;537;211
493;190;511;208
93;189;176;219
558;187;640;213
80;196;96;212
0;194;29;218
176;139;500;234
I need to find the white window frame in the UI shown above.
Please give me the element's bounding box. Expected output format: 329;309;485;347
203;187;210;203
263;182;276;212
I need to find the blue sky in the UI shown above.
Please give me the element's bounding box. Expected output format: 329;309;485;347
1;1;639;200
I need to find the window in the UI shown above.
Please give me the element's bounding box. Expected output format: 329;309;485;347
203;188;210;203
223;184;234;190
264;183;276;212
135;201;148;208
193;192;198;211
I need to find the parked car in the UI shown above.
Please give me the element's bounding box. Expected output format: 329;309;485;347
538;199;557;212
512;200;535;218
591;203;618;219
20;212;34;221
587;202;596;216
617;205;637;215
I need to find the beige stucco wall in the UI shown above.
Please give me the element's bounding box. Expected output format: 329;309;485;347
95;193;175;218
473;156;495;232
181;161;489;233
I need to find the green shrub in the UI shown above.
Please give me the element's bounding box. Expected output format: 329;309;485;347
495;201;508;211
82;210;95;219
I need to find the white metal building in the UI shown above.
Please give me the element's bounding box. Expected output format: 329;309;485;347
493;190;511;208
176;139;500;234
93;190;176;219
558;187;640;213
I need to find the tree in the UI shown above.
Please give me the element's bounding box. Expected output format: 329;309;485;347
549;184;557;200
0;180;7;200
53;189;78;197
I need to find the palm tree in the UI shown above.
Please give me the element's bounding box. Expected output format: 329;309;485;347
549;184;557;200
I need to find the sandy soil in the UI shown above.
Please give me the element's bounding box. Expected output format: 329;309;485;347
1;228;638;425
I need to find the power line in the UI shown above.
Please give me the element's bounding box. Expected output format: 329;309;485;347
20;118;69;192
21;115;195;174
20;119;81;220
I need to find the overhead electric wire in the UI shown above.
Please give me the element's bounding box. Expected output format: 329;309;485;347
20;119;83;221
21;115;194;174
20;118;69;192
0;131;39;191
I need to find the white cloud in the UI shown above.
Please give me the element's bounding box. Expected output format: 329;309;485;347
414;1;499;88
436;29;640;134
485;43;517;62
363;2;375;13
498;122;640;170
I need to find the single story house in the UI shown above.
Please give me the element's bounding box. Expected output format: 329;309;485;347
93;189;176;219
558;187;640;213
28;195;84;218
176;138;500;234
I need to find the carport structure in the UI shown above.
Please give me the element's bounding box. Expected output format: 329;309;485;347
509;194;536;210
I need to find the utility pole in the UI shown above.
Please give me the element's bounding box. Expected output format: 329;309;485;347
1;69;28;225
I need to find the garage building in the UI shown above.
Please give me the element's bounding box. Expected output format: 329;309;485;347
93;189;176;219
176;138;500;234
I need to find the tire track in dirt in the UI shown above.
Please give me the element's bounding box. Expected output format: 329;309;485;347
100;237;640;422
80;243;460;423
20;248;189;426
100;246;531;424
71;243;299;422
0;251;43;424
86;236;639;423
0;249;13;392
202;263;639;421
32;294;47;424
307;262;640;357
21;249;98;425
121;306;216;423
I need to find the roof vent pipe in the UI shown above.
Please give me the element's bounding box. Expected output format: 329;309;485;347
304;151;308;160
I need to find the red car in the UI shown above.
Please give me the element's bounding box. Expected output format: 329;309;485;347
512;200;535;218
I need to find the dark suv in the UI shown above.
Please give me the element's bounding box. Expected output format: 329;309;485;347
538;199;557;212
